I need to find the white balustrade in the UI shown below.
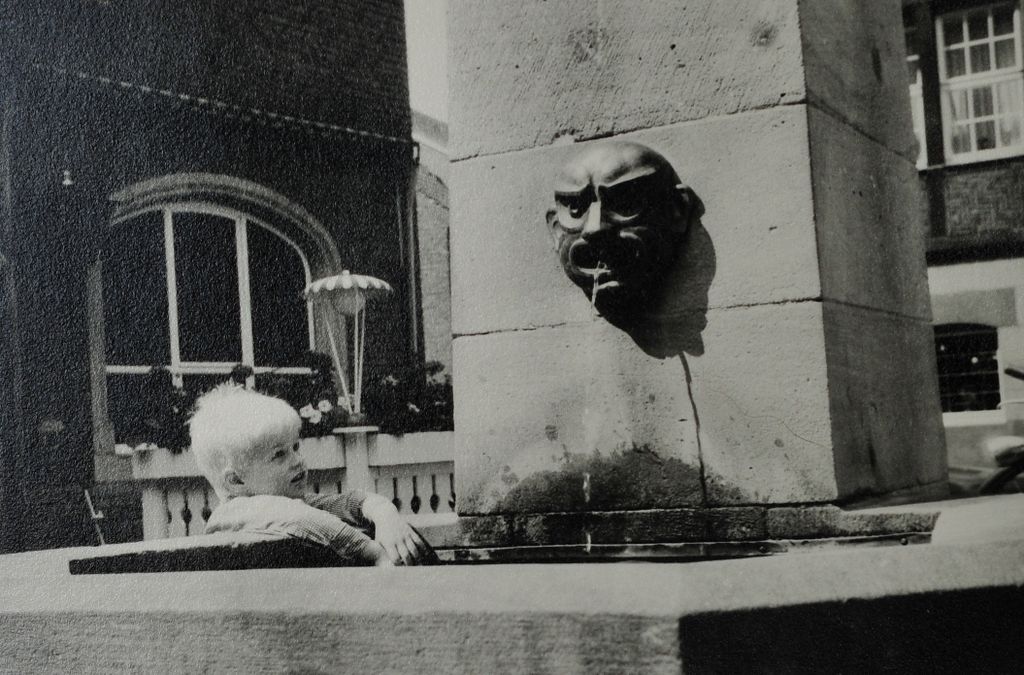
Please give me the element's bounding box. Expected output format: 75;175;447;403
129;428;456;540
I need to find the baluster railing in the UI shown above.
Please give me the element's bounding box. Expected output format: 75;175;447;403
131;429;455;539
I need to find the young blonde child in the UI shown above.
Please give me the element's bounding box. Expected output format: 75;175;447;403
189;384;433;566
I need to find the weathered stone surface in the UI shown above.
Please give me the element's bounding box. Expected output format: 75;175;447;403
799;0;918;161
421;515;513;548
887;494;1024;546
449;0;806;160
686;301;837;505
512;510;708;546
822;302;948;500
450;105;820;336
766;505;938;539
447;0;946;518
453;321;703;515
706;507;768;541
3;536;1024;673
808;106;931;320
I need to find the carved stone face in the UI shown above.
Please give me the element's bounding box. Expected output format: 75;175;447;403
546;141;695;321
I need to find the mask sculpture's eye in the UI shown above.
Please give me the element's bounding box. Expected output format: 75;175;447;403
602;175;656;221
555;187;595;229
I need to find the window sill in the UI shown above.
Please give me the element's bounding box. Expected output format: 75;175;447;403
942;409;1007;427
944;145;1024;167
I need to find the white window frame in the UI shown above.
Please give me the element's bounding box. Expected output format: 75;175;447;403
937;2;1024;164
105;202;316;390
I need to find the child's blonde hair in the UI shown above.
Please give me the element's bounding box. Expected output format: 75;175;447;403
189;384;301;498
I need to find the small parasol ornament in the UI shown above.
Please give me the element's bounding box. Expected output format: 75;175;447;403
303;270;393;417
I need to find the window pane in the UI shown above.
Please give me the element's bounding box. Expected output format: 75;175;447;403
946;48;966;77
973;86;994;117
970;43;992;73
994;78;1023;114
999;114;1021;146
934;324;1000;413
944;17;964;45
994;4;1015;35
976;119;997;149
905;25;919;58
995;38;1015;69
907;59;920;85
103;212;169;365
949;88;970;122
248;222;310;366
967;10;990;40
181;374;230;400
951;123;972;153
173;212;242;363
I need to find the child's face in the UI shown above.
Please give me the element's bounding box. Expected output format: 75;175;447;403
234;429;308;498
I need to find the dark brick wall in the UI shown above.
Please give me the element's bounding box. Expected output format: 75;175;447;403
927;157;1024;262
2;2;413;551
944;159;1024;236
9;0;410;139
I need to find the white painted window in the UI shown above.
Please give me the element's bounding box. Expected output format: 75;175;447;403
937;2;1024;164
906;20;928;169
103;204;315;444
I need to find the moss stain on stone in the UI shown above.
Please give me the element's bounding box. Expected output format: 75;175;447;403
495;443;705;512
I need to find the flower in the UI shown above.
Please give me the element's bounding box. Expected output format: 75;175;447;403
299;404;315;419
316;399;334;413
309;410;323;424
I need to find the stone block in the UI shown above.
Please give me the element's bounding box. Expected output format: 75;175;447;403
808;106;931;320
453;321;704;515
421;515;513;549
450;105;820;336
449;0;805;159
512;509;708;547
799;0;918;161
686;301;837;505
706;507;767;541
822;302;948;499
766;505;938;539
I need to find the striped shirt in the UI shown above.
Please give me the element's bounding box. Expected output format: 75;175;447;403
204;491;380;563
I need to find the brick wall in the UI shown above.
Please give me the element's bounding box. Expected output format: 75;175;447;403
927;157;1024;262
944;159;1024;237
11;0;410;138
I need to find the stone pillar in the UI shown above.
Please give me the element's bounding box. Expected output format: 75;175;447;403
448;0;946;547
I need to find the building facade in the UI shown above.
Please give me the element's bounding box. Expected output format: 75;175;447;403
0;0;416;551
903;0;1024;467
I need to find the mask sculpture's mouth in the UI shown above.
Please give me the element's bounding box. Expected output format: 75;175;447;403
290;469;308;485
567;232;646;296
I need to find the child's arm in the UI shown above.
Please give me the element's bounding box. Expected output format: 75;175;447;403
208;494;392;566
307;491;435;565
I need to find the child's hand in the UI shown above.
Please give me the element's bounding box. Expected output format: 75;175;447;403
373;511;432;565
370;542;396;567
362;494;434;565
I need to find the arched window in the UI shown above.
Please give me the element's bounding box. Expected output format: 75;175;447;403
93;174;344;448
934;323;1001;412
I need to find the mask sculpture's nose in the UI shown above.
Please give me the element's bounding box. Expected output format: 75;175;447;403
581;200;604;239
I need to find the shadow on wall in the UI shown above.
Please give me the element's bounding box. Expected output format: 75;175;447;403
626;219;716;359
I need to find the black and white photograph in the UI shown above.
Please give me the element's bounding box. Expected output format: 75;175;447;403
1;1;1023;672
